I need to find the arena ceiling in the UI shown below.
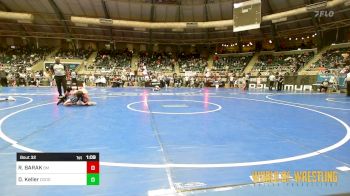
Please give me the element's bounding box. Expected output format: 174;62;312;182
0;0;349;44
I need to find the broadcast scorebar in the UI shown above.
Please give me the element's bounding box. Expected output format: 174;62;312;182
16;153;99;185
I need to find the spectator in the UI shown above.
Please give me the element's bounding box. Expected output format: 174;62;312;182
0;67;7;87
346;71;350;96
320;79;329;92
277;73;284;91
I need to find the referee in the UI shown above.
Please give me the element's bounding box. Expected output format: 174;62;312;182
52;57;67;98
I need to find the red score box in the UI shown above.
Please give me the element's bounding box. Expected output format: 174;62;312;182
87;161;99;174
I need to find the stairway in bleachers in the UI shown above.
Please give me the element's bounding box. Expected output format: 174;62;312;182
298;46;330;75
207;55;213;70
31;48;59;72
86;51;98;63
174;62;180;74
131;53;139;71
299;42;350;75
243;52;260;74
76;51;97;74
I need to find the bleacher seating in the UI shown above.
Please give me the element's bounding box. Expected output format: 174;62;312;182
312;47;350;70
0;46;53;86
92;49;132;70
139;51;175;72
1;45;348;89
253;52;314;75
55;48;93;59
213;55;252;73
0;46;52;66
178;53;207;73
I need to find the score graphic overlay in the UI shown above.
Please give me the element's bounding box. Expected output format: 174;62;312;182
16;153;99;186
233;0;261;32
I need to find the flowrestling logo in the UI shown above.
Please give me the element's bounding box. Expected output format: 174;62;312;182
314;10;335;18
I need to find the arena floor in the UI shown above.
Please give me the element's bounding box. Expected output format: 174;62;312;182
0;87;350;196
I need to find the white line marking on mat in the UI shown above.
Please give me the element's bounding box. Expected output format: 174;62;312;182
127;100;222;115
326;98;350;104
0;96;33;111
266;95;350;111
336;166;350;171
1;95;349;168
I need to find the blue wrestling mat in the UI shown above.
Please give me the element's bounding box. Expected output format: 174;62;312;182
0;87;350;195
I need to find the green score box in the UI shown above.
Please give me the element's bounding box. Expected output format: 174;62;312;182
87;174;99;185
